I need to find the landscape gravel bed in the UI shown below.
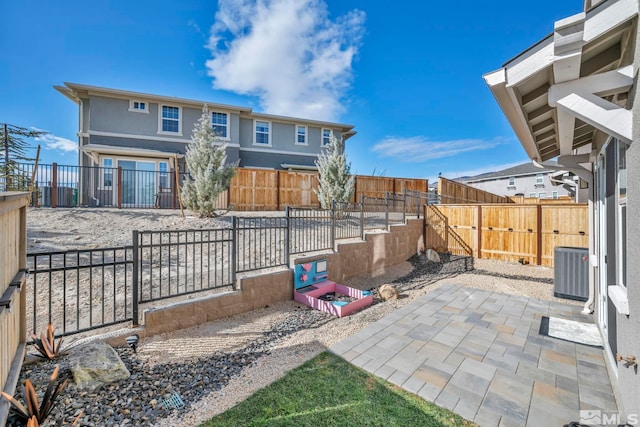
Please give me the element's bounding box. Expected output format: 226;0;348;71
15;208;580;426
8;252;577;427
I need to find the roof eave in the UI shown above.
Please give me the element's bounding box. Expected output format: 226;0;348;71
484;69;541;161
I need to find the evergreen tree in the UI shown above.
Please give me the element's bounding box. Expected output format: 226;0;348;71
182;105;237;217
0;123;46;190
314;132;355;209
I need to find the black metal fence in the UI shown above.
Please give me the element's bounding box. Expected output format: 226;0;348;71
26;190;435;337
26;247;134;337
135;228;235;305
2;162;179;209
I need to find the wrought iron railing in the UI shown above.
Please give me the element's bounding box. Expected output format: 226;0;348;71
26;190;437;337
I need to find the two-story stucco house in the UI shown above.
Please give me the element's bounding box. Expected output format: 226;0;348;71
55;82;355;206
463;162;586;201
485;0;638;421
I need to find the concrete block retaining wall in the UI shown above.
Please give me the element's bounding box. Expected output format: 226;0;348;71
141;218;423;337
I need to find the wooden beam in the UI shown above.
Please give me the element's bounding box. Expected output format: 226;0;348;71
536;204;542;265
521;83;550;106
51;163;58;208
580;42;621;77
477;205;482;259
535;129;555;143
527;104;552;121
532;118;555;134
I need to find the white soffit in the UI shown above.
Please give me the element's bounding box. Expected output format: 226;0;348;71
504;0;638;88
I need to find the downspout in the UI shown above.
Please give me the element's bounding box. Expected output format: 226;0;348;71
532;155;595;314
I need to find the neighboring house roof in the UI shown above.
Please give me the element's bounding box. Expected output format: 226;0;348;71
54;82;357;139
463;162;555;183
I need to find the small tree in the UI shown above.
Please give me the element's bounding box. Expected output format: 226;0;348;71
314;133;355;209
0;123;46;190
182;105;237;217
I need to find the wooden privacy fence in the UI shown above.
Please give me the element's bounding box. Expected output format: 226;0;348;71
229;168;428;211
424;204;588;267
0;192;29;426
438;177;513;204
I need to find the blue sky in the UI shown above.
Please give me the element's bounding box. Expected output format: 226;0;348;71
0;0;582;181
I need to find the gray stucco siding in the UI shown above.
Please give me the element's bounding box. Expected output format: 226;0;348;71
90;96;165;137
239;150;317;170
467;175;572;198
81;98;90;133
616;24;640;418
238;118;343;154
88;96;241;144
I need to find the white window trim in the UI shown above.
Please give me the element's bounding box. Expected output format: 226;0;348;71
508;176;515;186
101;157;114;189
609;285;629;315
552;191;559;199
158;105;183;136
253;119;272;146
321;128;332;147
295;125;308;146
211;111;230;141
535;173;544;184
538;192;546;199
158;161;171;192
128;100;149;113
528;192;537;198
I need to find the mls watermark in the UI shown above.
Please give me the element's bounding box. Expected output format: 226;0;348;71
579;410;638;426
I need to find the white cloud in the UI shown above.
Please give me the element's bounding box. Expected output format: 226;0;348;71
371;136;506;163
35;133;77;153
205;0;365;121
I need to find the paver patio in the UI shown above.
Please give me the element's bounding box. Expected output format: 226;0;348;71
330;284;617;426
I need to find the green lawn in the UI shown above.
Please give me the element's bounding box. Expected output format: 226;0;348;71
201;352;476;427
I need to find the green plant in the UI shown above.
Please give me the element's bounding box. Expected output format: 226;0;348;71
1;365;68;426
182;104;237;217
29;323;64;360
314;133;355;209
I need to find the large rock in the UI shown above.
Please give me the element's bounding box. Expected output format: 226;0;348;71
426;248;441;263
379;284;399;301
69;341;130;391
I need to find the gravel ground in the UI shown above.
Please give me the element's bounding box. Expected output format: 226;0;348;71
15;208;581;426
10;254;578;427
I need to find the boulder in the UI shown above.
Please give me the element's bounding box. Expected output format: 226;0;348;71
69;341;130;391
379;284;399;301
426;248;441;263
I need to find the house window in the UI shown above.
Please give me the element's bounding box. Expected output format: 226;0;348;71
535;173;543;184
159;162;168;190
617;140;628;288
296;125;307;145
322;128;332;146
552;191;558;199
538;192;546;199
129;100;148;113
528;192;536;198
508;176;515;186
103;158;113;187
254;120;271;145
211;112;228;138
160;106;181;133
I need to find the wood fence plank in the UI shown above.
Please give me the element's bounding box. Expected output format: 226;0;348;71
425;203;588;267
